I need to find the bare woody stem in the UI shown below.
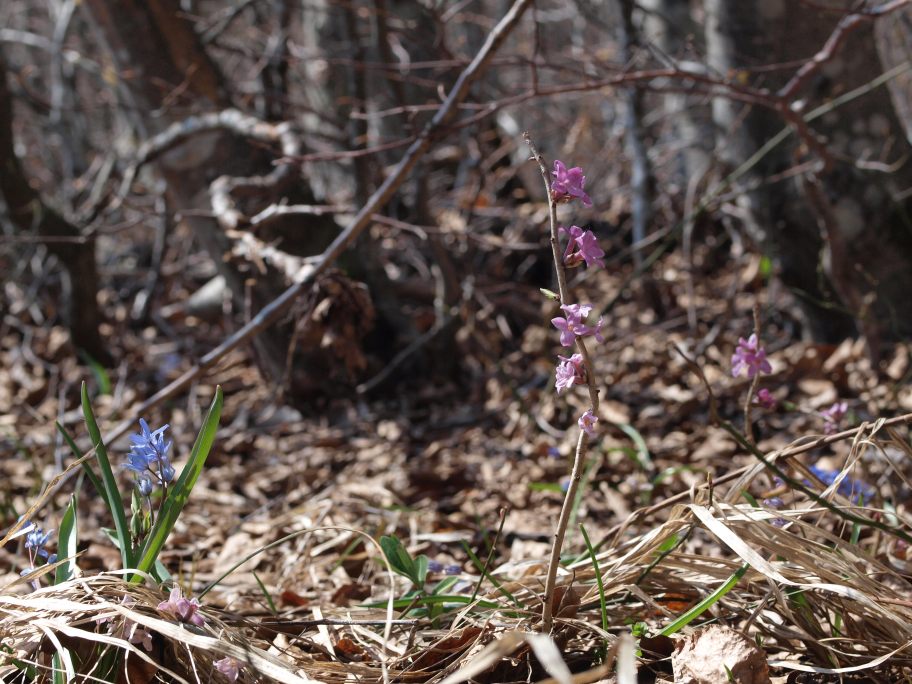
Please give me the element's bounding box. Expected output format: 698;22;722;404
524;134;600;633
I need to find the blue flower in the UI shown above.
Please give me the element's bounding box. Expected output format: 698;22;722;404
808;465;875;504
125;419;174;492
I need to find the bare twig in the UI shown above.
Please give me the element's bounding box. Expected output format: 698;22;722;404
96;0;534;448
777;0;912;102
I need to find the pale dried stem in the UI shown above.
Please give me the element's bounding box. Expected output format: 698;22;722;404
524;133;600;633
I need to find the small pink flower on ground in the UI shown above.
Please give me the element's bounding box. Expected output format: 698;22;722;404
551;160;592;207
127;623;154;651
578;410;598;436
551;303;594;347
555;354;586;394
731;333;772;378
560;226;605;269
157;586;206;627
820;401;848;435
754;388;777;410
215;656;241;682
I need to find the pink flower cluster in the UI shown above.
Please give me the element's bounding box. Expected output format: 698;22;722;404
551;304;605;348
561;225;605;269
157;586;206;627
731;333;772;379
551;160;592;207
820;401;847;435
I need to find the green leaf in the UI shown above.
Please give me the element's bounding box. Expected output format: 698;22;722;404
133;387;223;581
81;382;133;569
430;576;460;596
380;535;417;581
540;288;560;301
413;554;429;586
56;421;110;514
54;495;78;585
253;571;278;615
660;563;749;636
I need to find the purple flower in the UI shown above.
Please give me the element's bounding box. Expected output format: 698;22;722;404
551;303;602;347
214;656;241;682
444;564;462;576
551;160;592;207
731;333;772;379
20;521;56;575
820;402;848;435
158;586;206;627
561;226;605;269
555;353;586;394
807;464;874;503
125;419;175;492
427;559;444;573
578;410;598;436
754;388;777;410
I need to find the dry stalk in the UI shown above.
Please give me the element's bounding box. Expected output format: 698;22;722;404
524;134;600;634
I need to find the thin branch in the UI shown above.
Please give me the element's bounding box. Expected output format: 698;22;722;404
95;0;534;448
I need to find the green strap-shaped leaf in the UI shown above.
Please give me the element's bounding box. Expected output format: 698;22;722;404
132;387;223;581
56;422;110;512
380;535;416;581
54;495;78;585
81;382;134;568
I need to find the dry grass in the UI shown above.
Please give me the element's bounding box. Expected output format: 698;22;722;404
4;422;912;682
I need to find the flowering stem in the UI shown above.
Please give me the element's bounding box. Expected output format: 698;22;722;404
525;134;599;633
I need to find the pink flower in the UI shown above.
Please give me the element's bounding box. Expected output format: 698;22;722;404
215;656;241;681
551;160;592;207
551;303;602;347
731;333;772;378
157;586;206;627
578;410;598;436
754;388;777;410
555;354;586;394
820;401;848;435
561;226;605;269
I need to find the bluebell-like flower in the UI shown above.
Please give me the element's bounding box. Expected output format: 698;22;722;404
808;465;875;504
125;419;174;492
137;475;154;498
20;521;56;578
25;526;52;551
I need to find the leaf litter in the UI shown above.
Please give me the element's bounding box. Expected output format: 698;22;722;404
5;207;912;682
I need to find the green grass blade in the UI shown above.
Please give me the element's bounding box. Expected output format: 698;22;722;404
580;523;608;632
462;541;522;607
253;571;278;615
660;563;749;636
133;387;223;580
54;495;78;585
56;421;110;513
81;382;133;568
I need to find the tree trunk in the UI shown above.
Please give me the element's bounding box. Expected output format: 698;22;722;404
0;49;109;362
703;0;912;355
81;0;366;398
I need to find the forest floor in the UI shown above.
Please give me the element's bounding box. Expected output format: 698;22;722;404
3;220;912;683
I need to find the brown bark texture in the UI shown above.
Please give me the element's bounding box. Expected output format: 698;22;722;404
704;0;912;354
0;48;108;362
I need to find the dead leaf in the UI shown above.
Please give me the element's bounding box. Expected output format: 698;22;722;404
672;625;770;684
